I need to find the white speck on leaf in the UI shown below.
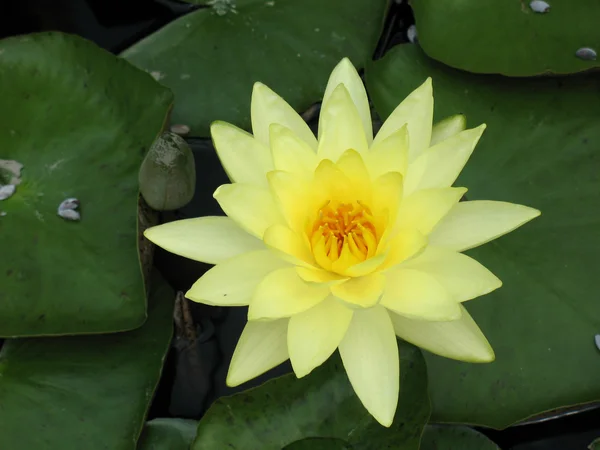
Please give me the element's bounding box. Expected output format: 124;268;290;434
180;73;191;80
0;159;23;185
35;210;44;222
407;24;418;43
58;209;80;221
150;71;164;81
0;211;6;217
265;0;275;5
314;27;320;32
207;0;237;15
529;0;550;13
575;47;597;61
58;198;80;221
47;159;65;173
0;185;14;200
595;334;600;351
170;124;191;136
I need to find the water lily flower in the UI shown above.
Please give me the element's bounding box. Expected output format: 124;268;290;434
145;58;540;426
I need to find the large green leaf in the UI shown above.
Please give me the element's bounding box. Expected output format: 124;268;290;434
421;426;500;450
284;437;351;449
138;419;197;450
0;33;172;337
193;342;430;449
366;45;600;428
0;271;174;450
121;0;388;136
411;0;600;76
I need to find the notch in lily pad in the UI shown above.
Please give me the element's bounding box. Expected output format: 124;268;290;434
139;131;196;211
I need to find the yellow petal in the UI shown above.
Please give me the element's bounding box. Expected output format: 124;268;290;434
339;306;399;427
226;319;289;387
405;125;486;194
251;82;317;150
317;83;368;162
144;216;263;265
395;187;466;235
336;149;371;188
381;269;461;321
267;170;314;232
270;123;318;177
401;246;502;302
371;171;403;225
389;306;495;362
249;267;330;320
430;114;466;147
296;266;348;284
186;250;288;306
373;78;433;161
263;224;316;268
288;296;353;377
344;253;387;277
211;121;273;186
429;200;541;251
380;228;427;270
214;183;284;239
320;58;373;143
312;159;357;201
365;124;408;180
331;273;385;308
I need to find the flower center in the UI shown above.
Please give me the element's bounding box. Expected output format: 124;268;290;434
310;200;378;263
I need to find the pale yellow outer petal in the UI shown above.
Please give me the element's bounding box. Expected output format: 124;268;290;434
320;57;373;144
364;124;409;179
381;269;461;321
251;82;317;150
263;224;316;268
430;114;466;147
429;200;541;252
389;306;495;362
267;170;314;233
186;250;288;306
317;84;368;162
395;187;467;235
270;123;318;177
211;121;273;186
288;296;353;377
339;306;399;427
404;125;486;195
144;216;264;265
214;183;284;239
249;267;330;320
227;319;289;387
401;246;502;302
331;273;385;308
373;78;433;161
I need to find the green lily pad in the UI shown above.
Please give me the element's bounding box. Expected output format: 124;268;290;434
0;32;173;337
411;0;600;76
589;438;600;450
193;342;430;450
284;437;352;450
121;0;387;136
366;44;600;428
420;426;500;450
0;271;174;450
138;419;198;450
